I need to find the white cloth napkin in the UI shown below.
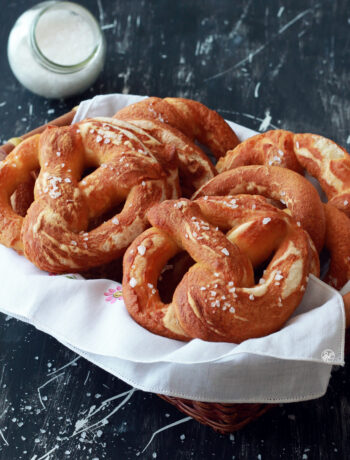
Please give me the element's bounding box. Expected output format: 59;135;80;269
0;93;347;403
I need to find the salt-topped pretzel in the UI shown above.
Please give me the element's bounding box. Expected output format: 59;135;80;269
293;133;350;216
217;130;303;174
114;96;240;159
123;196;319;343
192;165;326;252
98;116;216;196
0;118;180;272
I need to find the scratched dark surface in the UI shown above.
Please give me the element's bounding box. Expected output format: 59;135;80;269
0;0;350;459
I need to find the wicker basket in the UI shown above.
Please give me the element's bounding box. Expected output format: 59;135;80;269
1;110;349;434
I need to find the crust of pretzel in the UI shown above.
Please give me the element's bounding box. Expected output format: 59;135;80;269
100;116;217;196
123;196;318;343
323;203;350;289
217;130;303;174
114;97;240;159
217;130;350;289
0;117;181;272
294;133;350;217
192;165;326;253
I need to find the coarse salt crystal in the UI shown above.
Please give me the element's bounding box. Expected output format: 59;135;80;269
221;248;229;256
71;240;77;246
129;277;137;288
104;138;111;144
278;149;284;156
137;244;146;255
141;181;146;186
344;200;349;205
249;294;255;300
64;178;71;183
112;217;119;225
148;283;153;289
262;217;271;225
229;307;235;313
56;151;61;157
96;135;103;142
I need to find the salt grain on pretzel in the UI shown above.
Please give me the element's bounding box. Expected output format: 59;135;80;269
217;130;303;174
192;165;326;252
0;119;180;272
122;196;318;343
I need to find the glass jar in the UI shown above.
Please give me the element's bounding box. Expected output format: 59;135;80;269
7;1;106;99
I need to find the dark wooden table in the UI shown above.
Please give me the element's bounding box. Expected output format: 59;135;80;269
0;0;349;458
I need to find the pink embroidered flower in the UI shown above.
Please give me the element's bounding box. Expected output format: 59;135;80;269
104;286;123;303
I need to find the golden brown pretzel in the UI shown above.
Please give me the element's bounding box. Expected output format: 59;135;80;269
114;97;240;159
323;203;350;289
192;165;326;253
217;130;350;288
111;114;216;197
217;130;303;174
293;133;350;216
0;118;180;272
122;196;319;343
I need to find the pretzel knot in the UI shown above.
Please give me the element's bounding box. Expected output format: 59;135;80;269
123;196;319;343
193;165;326;253
0;118;180;272
217;131;350;288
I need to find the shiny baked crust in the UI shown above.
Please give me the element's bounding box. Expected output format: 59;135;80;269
193;165;326;253
122;196;318;343
217;129;303;174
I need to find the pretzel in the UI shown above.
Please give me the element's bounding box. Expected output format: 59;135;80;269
114;97;240;160
217;130;303;174
123;196;319;343
192;165;326;253
0;118;180;272
218;131;350;217
293;133;350;216
217;131;350;288
323;203;350;289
